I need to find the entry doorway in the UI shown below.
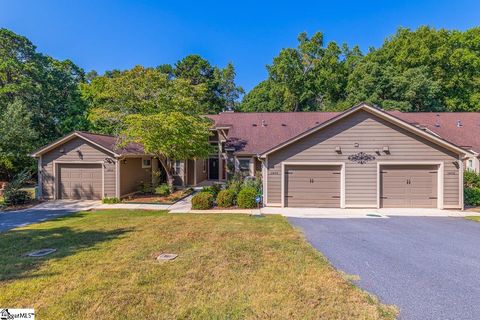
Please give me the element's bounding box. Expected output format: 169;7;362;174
208;158;219;180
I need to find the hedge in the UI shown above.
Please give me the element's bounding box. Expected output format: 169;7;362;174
216;189;235;208
191;192;214;210
237;187;258;209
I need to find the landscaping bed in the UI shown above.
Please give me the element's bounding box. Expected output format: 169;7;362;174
122;188;193;205
0;209;396;319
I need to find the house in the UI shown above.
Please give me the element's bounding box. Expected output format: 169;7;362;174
32;103;479;209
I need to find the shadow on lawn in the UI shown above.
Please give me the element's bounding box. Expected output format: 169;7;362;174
0;221;132;281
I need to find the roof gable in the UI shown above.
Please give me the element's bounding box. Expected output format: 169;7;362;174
260;103;473;157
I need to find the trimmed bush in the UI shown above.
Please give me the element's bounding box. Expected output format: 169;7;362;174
155;184;170;196
226;173;244;195
465;187;480;206
465;170;480;189
4;189;31;206
216;189;235;208
202;184;221;197
102;197;120;204
243;176;262;193
237;187;258;209
191;192;214;210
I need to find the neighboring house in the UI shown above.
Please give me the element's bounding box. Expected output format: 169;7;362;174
32;103;479;209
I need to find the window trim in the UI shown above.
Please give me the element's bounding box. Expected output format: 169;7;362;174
142;158;152;169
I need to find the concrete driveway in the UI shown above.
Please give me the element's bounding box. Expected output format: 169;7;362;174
289;216;480;320
0;200;100;232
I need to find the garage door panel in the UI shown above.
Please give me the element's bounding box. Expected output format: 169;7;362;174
381;165;437;208
58;164;102;200
285;165;341;208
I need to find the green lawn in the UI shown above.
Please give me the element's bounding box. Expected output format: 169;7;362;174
466;216;480;222
0;210;396;319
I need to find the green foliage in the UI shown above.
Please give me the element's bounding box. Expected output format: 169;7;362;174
241;27;480;113
243;176;262;194
226;173;244;196
237;187;258;209
202;184;221;197
216;189;235;208
0;29;88;178
464;170;480;189
0;100;38;179
465;188;480;206
191;192;214;210
155;184;171;196
102;197;120;204
3;170;32;206
138;181;153;194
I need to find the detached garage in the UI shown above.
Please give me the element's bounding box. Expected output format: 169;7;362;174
262;103;471;210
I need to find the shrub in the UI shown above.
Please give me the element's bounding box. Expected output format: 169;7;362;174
237;186;258;209
102;197;120;204
243;176;262;193
465;170;480;189
202;184;221;197
191;192;214;210
138;181;153;194
3;170;33;206
227;173;244;195
216;189;235;208
465;187;480;206
4;189;31;206
155;184;171;196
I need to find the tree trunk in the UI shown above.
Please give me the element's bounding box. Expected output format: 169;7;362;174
157;156;175;191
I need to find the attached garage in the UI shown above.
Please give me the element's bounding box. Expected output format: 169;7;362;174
58;163;103;200
284;164;342;208
380;165;438;208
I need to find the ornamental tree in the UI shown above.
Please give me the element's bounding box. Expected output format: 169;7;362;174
121;112;212;189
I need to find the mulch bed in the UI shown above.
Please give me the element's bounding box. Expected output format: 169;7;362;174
0;200;42;212
123;189;193;205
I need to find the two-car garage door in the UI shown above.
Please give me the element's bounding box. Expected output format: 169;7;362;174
58;164;102;200
283;164;438;208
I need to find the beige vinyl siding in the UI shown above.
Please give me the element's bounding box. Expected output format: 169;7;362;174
41;137;116;199
120;158;152;196
266;110;460;208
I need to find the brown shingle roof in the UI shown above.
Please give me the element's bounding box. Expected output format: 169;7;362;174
76;131;145;155
207;111;480;155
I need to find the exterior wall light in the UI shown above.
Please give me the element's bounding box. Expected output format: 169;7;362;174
335;146;342;154
383;146;390;154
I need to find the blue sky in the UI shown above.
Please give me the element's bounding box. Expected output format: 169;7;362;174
1;0;479;92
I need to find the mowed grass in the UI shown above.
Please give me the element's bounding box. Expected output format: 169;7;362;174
466;216;480;222
0;210;396;319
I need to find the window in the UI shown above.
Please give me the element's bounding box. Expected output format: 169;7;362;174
173;160;182;175
203;159;207;173
468;159;473;168
142;158;151;168
238;158;251;176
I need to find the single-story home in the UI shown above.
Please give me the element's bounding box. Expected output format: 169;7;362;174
32;103;480;209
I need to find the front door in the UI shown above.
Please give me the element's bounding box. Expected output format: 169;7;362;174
209;158;219;180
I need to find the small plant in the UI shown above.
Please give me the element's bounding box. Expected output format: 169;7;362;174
226;172;244;195
138;181;153;194
155;184;171;196
202;184;221;197
3;170;33;206
243;176;262;193
237;186;258;209
191;192;214;210
216;189;235;208
465;187;480;206
102;197;120;204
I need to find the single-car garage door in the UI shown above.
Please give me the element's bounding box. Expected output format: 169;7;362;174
58;164;102;199
285;165;341;208
380;165;438;208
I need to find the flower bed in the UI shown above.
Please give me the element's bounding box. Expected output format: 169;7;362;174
123;189;193;205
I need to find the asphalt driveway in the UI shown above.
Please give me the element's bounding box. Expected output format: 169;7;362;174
0;200;100;232
289;216;480;320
